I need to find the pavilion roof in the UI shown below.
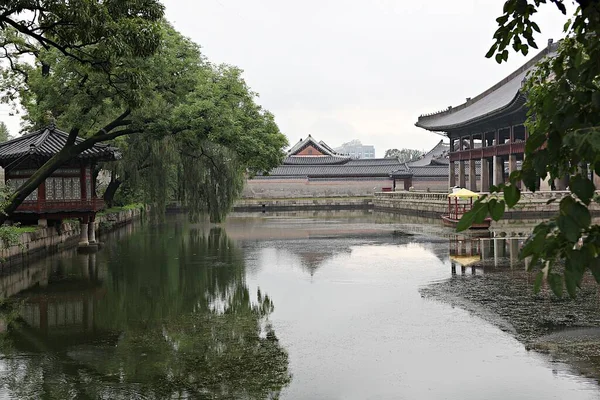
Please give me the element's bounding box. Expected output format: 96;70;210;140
415;41;559;132
407;140;449;167
287;135;341;156
0;125;120;167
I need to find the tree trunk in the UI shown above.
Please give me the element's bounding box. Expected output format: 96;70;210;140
103;177;122;208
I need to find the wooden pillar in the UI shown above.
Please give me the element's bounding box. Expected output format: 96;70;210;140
458;161;466;188
88;217;96;244
449;162;456;188
469;159;477;191
508;154;518;177
493;156;503;186
404;177;412;191
79;221;89;247
481;158;490;192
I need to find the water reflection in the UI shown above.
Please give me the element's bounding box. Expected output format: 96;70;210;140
449;235;526;275
0;224;291;399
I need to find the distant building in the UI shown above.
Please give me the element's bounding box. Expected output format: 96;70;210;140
334;139;375;159
244;135;450;198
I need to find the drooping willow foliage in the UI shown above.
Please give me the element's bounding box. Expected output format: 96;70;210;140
114;134;245;223
180;141;246;223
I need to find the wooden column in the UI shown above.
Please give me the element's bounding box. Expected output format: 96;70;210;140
459;161;466;188
493;156;504;186
469;159;477;191
449;162;456;188
480;158;490;192
508;154;518;177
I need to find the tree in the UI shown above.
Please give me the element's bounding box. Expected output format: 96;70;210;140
0;121;9;142
0;1;164;66
5;22;287;223
460;0;600;297
384;148;423;163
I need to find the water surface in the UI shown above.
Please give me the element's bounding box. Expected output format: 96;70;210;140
0;211;599;399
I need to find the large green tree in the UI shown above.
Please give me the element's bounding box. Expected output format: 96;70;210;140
460;0;600;297
5;21;286;223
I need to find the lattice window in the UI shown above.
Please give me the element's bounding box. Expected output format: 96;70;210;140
46;178;55;200
72;178;81;199
64;178;73;199
55;177;63;199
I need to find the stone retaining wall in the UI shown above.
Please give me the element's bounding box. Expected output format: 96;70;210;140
234;197;374;212
0;208;144;266
374;191;600;219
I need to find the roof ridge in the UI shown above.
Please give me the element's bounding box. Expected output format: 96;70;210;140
0;127;47;148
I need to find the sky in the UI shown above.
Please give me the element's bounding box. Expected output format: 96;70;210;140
1;0;571;156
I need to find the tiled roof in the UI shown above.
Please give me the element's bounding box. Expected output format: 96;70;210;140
416;42;558;131
287;135;340;156
0;125;120;166
345;158;403;166
267;163;406;178
406;165;449;177
408;140;450;167
283;155;350;165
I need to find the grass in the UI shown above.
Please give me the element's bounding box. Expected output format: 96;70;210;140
98;203;145;216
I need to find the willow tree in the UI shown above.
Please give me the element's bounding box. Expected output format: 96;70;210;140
111;63;287;222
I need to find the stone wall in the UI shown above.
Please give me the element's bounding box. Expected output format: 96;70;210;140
243;178;394;198
374;190;600;219
0;208;143;266
234;197;374;212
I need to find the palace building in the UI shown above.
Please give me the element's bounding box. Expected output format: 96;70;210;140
244;135;450;198
0;124;120;248
415;39;560;192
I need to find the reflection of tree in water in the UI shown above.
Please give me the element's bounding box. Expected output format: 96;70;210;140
0;226;291;399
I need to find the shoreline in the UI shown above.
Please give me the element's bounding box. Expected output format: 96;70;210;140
420;260;600;382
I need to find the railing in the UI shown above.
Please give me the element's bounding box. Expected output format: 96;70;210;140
16;198;105;213
450;141;526;162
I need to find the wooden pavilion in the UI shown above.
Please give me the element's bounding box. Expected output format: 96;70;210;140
415;40;561;192
0;124;120;248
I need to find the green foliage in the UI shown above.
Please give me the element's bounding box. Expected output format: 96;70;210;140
384;148;424;162
460;1;600;297
1;19;287;224
0;121;9;142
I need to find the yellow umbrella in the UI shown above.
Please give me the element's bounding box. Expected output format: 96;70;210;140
448;188;480;199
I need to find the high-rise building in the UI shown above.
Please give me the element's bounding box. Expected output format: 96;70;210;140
334;139;375;159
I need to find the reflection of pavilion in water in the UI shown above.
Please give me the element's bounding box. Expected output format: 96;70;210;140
1;252;107;342
449;235;524;275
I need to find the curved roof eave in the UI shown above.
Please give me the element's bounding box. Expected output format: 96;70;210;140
415;92;525;132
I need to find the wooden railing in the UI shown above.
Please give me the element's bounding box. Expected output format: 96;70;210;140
450;141;526;162
16;198;105;213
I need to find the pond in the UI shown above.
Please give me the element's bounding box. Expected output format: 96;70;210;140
0;211;599;399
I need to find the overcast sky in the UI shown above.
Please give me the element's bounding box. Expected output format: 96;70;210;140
1;0;571;156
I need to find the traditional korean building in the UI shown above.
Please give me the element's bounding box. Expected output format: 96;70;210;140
244;135;452;197
0;124;120;248
245;135;410;197
415;39;560;192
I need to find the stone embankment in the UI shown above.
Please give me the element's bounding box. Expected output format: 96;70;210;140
374;190;600;219
0;208;144;266
233;197;374;212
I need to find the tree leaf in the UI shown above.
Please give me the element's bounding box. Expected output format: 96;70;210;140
570;174;595;205
547;273;563;297
533;270;544;294
503;184;521;208
564;269;578;298
456;209;476;232
489;199;505;221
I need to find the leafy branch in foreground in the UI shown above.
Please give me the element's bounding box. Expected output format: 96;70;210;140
460;1;600;297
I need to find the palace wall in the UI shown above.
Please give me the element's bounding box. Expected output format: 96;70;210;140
243;178;395;198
